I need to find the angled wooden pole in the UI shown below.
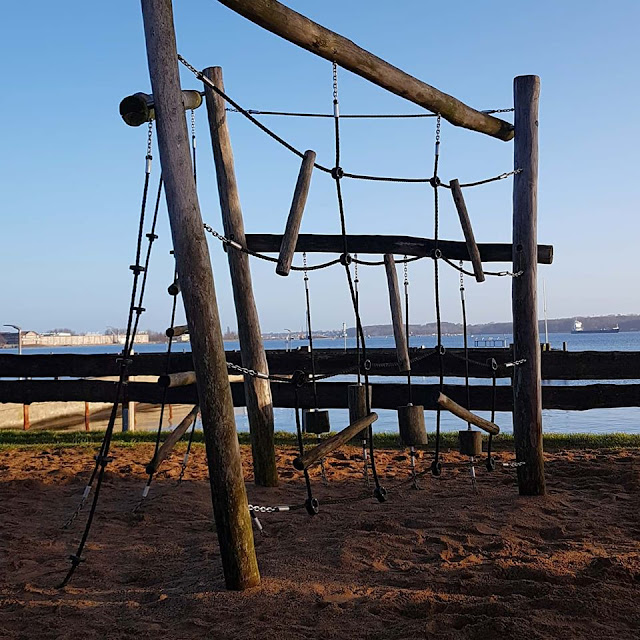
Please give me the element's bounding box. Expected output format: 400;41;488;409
512;75;546;496
383;254;410;372
216;0;513;141
203;65;278;487
276;150;316;276
449;179;485;283
141;0;259;590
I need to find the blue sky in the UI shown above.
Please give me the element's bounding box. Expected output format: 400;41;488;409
1;1;638;334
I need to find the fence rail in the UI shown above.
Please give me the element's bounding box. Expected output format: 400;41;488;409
1;349;639;413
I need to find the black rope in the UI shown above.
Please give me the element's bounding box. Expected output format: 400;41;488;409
404;257;413;405
225;107;513;119
302;254;319;409
293;386;315;505
60;123;157;586
431;115;444;475
331;62;384;500
178;56;515;188
459;265;471;429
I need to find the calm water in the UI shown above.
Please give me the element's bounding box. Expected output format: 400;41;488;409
6;331;640;434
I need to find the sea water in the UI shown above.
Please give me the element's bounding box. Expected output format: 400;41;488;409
7;331;640;434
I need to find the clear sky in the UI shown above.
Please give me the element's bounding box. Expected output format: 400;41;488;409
1;1;638;335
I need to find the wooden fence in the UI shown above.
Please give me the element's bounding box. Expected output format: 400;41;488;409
1;348;638;412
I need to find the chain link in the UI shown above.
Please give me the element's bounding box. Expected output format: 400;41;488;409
248;504;292;514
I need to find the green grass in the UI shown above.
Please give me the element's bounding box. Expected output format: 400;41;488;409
0;429;638;451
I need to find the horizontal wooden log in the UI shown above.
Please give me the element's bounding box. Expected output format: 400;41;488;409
119;90;203;127
245;234;554;265
2;349;639;381
217;0;513;141
293;413;378;470
158;371;197;388
166;325;189;338
145;405;199;475
2;379;639;411
436;392;500;434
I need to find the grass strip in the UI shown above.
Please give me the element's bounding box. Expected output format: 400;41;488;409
0;429;638;451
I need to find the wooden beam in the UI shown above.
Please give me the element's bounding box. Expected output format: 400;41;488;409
141;0;259;590
2;379;640;411
276;150;316;276
204;65;278;488
245;234;554;264
119;90;203;127
436;392;500;435
216;0;513;141
145;405;199;475
512;75;545;496
383;254;410;372
449;179;484;283
293;413;378;470
3;349;639;381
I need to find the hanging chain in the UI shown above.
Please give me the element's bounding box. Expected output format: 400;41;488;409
190;109;197;185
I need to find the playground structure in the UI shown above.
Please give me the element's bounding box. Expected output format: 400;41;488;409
2;0;555;592
135;0;545;590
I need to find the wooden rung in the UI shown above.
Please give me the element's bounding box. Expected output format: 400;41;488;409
276;150;316;276
436;392;499;434
245;234;554;265
166;324;189;338
383;254;410;372
145;405;199;475
119;90;203;127
157;371;197;388
293;412;378;471
449;179;485;283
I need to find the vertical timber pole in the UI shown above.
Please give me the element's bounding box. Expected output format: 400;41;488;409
512;75;546;496
140;0;260;589
203;66;278;487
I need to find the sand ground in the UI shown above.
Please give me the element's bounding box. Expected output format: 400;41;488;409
0;444;638;639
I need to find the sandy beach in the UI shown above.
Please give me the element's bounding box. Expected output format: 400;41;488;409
0;443;638;639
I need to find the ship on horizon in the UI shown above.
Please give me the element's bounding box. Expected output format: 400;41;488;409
571;319;620;334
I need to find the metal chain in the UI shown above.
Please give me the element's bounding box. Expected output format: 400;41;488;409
203;222;341;271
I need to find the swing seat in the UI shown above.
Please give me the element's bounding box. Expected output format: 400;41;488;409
458;430;483;457
303;408;331;434
397;404;427;446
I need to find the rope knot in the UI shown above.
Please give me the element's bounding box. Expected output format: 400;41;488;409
291;370;308;388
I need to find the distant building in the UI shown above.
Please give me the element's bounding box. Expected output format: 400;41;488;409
0;331;149;348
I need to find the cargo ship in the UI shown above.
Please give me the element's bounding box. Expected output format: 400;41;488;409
571;319;620;334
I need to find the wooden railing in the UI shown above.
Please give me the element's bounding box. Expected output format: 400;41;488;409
1;348;638;411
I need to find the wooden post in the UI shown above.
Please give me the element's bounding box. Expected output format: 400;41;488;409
23;404;30;431
84;401;90;431
203;65;278;488
276;150;316;276
512;75;546;496
449;179;485;283
141;0;260;590
216;0;513;141
383;255;410;372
